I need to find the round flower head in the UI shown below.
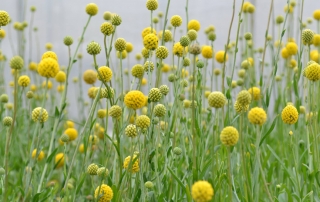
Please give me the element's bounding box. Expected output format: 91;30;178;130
189;43;201;55
85;3;98;16
29;62;37;71
114;38;127;52
103;11;112;20
111;14;122;26
32;149;45;161
55;153;64;168
87;41;101;55
64;128;78;141
191;181;214;202
45;43;53;50
220;126;239;146
285;42;298;55
63;36;73;46
10;56;24;70
188;29;198;41
159;30;172;42
183;58;190;67
305;62;320;81
248;107;267;125
314;10;320;20
247;4;255;13
281;48;289;59
0;29;6;39
97;109;107;119
123;155;140;173
131;64;144;78
0;94;9;103
215;51;228;63
180;36;190;47
241;60;252;69
126;42;133;53
302;29;314;45
313;34;320;46
108;105;122;119
141;47;151;58
276;15;284;24
97;66;112;82
0;10;10;26
136;115;150;128
173;42;184;57
143;34;158;50
18;75;30;87
125;124;138;137
236;90;251;105
55;71;66;83
146;0;158;11
100;22;114;36
208;32;216;41
159;85;169;96
234;101;249;113
38;58;59;78
144;61;154;72
97;167;109;177
83;69;97;84
282;104;299;124
155;46;169;59
3;116;13;127
145;181;154;189
248;87;260;100
161;64;170;72
208;92;226;108
94;184;113;202
202;46;213;59
148;88;162;102
141;78;148;85
141;27;157;39
42;51;58;61
170;15;182;27
188;20;200;31
87;163;99;175
154;104;166;117
32;107;49;123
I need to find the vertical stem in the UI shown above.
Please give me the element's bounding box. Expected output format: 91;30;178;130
227;147;233;200
192;55;197;182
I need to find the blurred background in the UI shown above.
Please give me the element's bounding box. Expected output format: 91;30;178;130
0;0;318;116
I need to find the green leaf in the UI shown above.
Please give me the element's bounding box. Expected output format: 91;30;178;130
73;59;77;63
226;89;231;100
226;77;232;87
55;107;59;118
167;167;186;191
259;115;278;146
46;147;58;163
32;192;42;202
281;29;286;37
76;173;86;194
133;189;141;202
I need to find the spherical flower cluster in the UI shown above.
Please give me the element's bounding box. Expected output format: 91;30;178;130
305;62;320;81
18;75;30;87
148;88;162;102
100;22;114;36
141;27;157;39
55;153;65;168
114;38;127;52
155;46;169;59
0;94;9;103
111;14;122;26
63;36;73;46
108;105;122;119
180;36;190;47
83;70;97;84
202;46;213;59
161;64;170;72
248;87;260;100
97;66;112;82
87;163;99;175
248;107;267;125
38;58;60;78
97;109;107;119
189;44;201;55
220;126;239;146
31;149;45;161
123;155;140;173
154;104;166;117
94;184;113;202
188;29;198;41
188;20;201;31
3;116;13;127
28;62;37;71
143;34;158;50
302;29;314;45
286;42;298;55
124;91;145;110
42;51;58;61
236;90;251;105
125;124;138;137
0;10;10;26
314;10;320;20
313;34;320;46
55;71;66;83
234;101;249;113
85;3;98;16
0;29;6;39
183;58;190;67
191;181;214;202
159;85;169;96
215;51;228;63
146;0;158;10
173;42;184;57
10;56;24;70
281;104;299;124
131;64;144;78
97;167;109;177
87;41;101;55
159;30;172;42
144;61;154;72
64;128;78;141
136;115;150;128
208;92;226;108
170;15;182;27
32;107;49;123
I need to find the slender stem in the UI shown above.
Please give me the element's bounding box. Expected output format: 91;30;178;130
192;54;197;182
227;147;233;200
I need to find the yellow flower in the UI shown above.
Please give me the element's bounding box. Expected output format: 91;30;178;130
313;34;320;46
143;33;158;50
42;51;58;61
188;19;201;31
54;153;65;169
310;50;319;62
173;42;184;57
248;87;260;100
286;42;298;55
0;29;6;39
124;91;145;110
208;92;226;108
55;71;66;83
191;181;214;202
141;27;157;39
281;48;289;59
136;115;150;129
123;155;140;173
281;104;299;124
42;80;53;89
32;107;49;123
83;69;97;84
31;149;45;161
161;64;170;72
64;128;78;141
94;184;113;202
97;66;112;82
170;15;182;27
305;62;320;81
0;10;10;26
248;107;267;125
126;42;133;52
85;3;98;16
220;126;239;146
201;45;213;59
314;10;320;20
18;75;30;87
215;51;228;63
65;120;74;128
38;58;60;78
28;62;37;71
141;78;147;85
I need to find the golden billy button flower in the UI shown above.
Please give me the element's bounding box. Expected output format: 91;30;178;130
28;62;37;71
196;60;204;68
83;69;97;84
155;46;169;59
302;29;314;45
202;45;213;59
220;126;239;146
314;10;320;20
108;105;122;119
276;15;284;24
143;34;158;50
63;36;73;46
154;104;166;117
208;92;226;108
191;181;214;202
97;109;107;119
64;128;78;141
142;27;157;38
145;181;154;189
0;10;10;26
97;167;109;177
173;147;182;155
248;107;267;125
85;3;98;16
125;124;138;137
146;0;158;10
189;43;201;55
42;51;58;61
38;58;59;78
244;32;252;40
234;101;249;113
94;184;113;202
55;71;66;83
31;149;45;161
60;134;70;143
123;155;140;173
126;42;133;52
136;115;150;128
188;19;200;31
32;107;49;123
159;85;169;96
305;62;320;81
111;14;122;26
173;42;184;57
87;163;99;175
180;36;190;47
248;87;261;100
215;51;228;63
131;64;144;78
188;29;198;41
236;90;251;105
3;116;13;127
159;30;172;42
183;58;190;67
100;22;114;36
10;56;24;70
18;75;30;87
87;41;101;55
144;61;154;72
114;38;127;52
207;32;216;41
313;34;320;46
55;153;65;168
45;43;53;50
103;11;112;20
170;15;182;27
281;104;299;124
124;91;146;110
97;66;112;82
0;94;8;103
148;88;162;102
286;42;298;55
0;29;5;39
141;47;151;58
